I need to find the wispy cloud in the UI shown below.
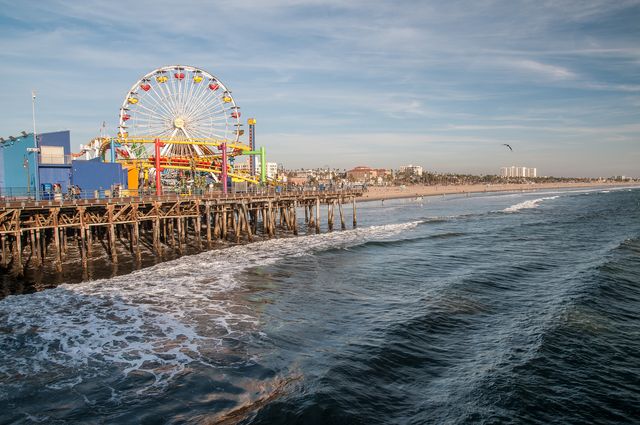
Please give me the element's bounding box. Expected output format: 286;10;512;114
503;59;577;80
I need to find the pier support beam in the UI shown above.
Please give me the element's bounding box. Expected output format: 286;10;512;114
315;198;321;234
352;197;357;228
107;205;118;264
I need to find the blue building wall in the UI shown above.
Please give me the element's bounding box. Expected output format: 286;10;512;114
1;131;74;195
71;158;128;192
0;143;5;188
40;131;71;156
39;165;72;191
1;134;33;191
2;130;129;197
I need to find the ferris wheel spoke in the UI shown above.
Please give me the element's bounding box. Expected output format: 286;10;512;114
191;108;226;126
132;123;169;134
169;73;182;115
132;111;167;127
188;107;226;126
134;102;170;122
188;125;212;139
186;96;225;121
179;73;190;116
190;95;228;123
183;73;200;117
182;80;220;119
185;102;225;123
184;80;212;119
182;83;202;120
182;73;196;115
176;74;185;116
144;86;176;118
155;78;180;116
131;119;169;135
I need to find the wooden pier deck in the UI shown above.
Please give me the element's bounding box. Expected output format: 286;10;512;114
0;190;362;276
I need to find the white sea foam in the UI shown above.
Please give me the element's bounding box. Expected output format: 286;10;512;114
503;196;559;212
0;220;421;399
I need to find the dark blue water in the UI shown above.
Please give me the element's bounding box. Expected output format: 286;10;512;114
1;187;639;424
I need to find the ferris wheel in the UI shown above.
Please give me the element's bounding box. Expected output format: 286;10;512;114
117;65;242;158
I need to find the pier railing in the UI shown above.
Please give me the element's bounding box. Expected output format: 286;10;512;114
1;186;364;208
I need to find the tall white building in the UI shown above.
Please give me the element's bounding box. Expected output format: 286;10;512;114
256;161;279;179
500;166;537;178
234;160;279;179
399;164;423;176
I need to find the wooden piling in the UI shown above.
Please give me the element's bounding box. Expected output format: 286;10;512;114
107;205;117;264
352;196;357;228
13;231;23;275
52;209;62;272
205;202;212;246
315;197;321;234
1;234;7;268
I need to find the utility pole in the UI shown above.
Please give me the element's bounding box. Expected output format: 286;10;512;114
31;90;40;201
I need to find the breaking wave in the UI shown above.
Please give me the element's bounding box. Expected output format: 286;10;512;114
503;196;559;212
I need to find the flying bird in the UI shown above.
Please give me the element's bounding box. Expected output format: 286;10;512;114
503;144;513;151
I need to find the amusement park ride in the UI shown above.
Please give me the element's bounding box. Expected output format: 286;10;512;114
88;65;268;195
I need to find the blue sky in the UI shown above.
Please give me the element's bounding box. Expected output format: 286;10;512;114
1;0;638;177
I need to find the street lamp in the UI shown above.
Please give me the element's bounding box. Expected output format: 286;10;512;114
31;90;41;201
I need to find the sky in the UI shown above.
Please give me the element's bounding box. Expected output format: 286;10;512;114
0;0;639;177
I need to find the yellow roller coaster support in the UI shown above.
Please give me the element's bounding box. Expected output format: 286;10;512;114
116;137;251;151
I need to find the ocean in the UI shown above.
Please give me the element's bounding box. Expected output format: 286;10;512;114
0;187;639;424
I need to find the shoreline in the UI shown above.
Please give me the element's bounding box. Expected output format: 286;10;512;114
356;182;640;202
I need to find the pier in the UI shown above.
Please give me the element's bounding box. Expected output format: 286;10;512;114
0;190;362;276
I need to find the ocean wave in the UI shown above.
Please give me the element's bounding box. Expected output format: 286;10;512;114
0;220;422;400
503;196;559;212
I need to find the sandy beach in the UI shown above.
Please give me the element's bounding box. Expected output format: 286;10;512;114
357;182;639;202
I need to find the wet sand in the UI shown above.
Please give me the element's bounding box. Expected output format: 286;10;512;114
357;182;639;202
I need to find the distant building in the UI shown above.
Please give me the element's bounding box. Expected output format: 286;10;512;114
399;164;423;176
500;166;537;178
256;160;279;179
346;166;388;182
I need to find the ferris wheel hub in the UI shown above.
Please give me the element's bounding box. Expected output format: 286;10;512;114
173;117;186;129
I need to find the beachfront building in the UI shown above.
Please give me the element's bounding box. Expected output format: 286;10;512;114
500;166;537;178
256;160;279;179
399;164;423;176
346;166;389;184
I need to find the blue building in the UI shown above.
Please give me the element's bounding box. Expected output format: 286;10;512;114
71;158;128;193
39;130;74;192
0;130;73;196
0;130;127;198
